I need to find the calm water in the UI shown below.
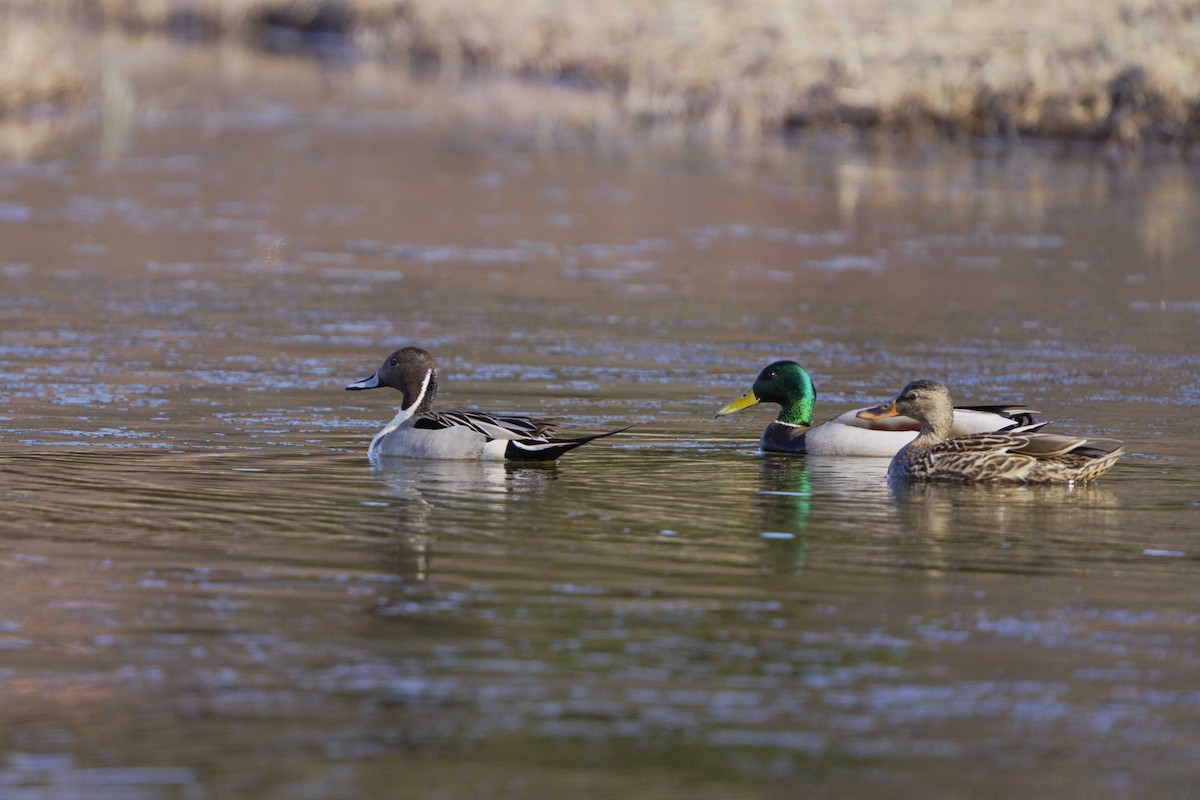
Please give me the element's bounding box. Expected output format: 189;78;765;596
1;42;1199;799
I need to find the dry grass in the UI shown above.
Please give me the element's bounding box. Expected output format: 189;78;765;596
0;20;86;114
4;0;1200;146
359;0;1200;145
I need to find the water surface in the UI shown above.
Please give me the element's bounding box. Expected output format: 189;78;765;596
1;43;1198;799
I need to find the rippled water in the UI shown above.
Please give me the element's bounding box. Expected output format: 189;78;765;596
1;43;1199;799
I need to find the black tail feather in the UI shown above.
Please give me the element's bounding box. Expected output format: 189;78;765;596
503;426;632;462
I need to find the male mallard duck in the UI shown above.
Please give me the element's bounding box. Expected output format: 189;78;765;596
858;379;1124;483
716;361;1045;457
346;347;628;461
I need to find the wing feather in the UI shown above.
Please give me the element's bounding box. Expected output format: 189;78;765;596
897;431;1124;482
413;410;556;441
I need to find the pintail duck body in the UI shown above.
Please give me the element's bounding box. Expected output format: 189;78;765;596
347;347;627;461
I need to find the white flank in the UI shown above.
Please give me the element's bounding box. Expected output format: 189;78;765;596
951;408;1020;434
803;424;917;457
481;439;510;460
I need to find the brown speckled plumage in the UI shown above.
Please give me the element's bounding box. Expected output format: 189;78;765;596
862;380;1124;484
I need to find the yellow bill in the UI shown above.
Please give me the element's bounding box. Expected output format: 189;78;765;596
715;389;761;417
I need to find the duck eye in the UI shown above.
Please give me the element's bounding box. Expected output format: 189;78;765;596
390;358;399;366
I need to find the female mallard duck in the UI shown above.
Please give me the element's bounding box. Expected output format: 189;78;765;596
346;347;628;461
858;379;1124;483
715;361;1045;457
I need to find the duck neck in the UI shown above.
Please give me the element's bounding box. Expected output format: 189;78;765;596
908;410;954;452
403;368;438;415
775;379;816;427
776;397;813;427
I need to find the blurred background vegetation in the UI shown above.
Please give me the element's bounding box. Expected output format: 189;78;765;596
2;0;1199;150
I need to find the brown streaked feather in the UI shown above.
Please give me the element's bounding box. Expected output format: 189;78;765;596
883;380;1125;484
897;436;1125;483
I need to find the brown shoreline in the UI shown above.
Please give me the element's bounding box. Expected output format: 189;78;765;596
3;0;1199;152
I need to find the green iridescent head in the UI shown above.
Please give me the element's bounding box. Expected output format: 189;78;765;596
716;360;817;426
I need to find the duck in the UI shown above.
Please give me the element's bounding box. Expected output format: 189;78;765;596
346;347;629;461
716;360;1046;457
858;379;1124;483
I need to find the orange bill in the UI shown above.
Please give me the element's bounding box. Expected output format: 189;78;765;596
857;400;900;420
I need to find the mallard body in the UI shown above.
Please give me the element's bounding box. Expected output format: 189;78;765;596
718;361;1045;457
859;380;1124;483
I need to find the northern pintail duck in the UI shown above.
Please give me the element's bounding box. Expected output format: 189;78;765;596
859;379;1124;483
346;347;628;461
716;360;1046;457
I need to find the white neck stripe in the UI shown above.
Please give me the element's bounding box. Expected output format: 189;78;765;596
408;369;433;414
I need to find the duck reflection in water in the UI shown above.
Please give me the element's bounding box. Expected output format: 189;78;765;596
753;454;907;575
888;480;1121;575
366;459;560;583
753;458;813;575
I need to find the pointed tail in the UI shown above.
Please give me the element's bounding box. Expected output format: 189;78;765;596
503;426;632;462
